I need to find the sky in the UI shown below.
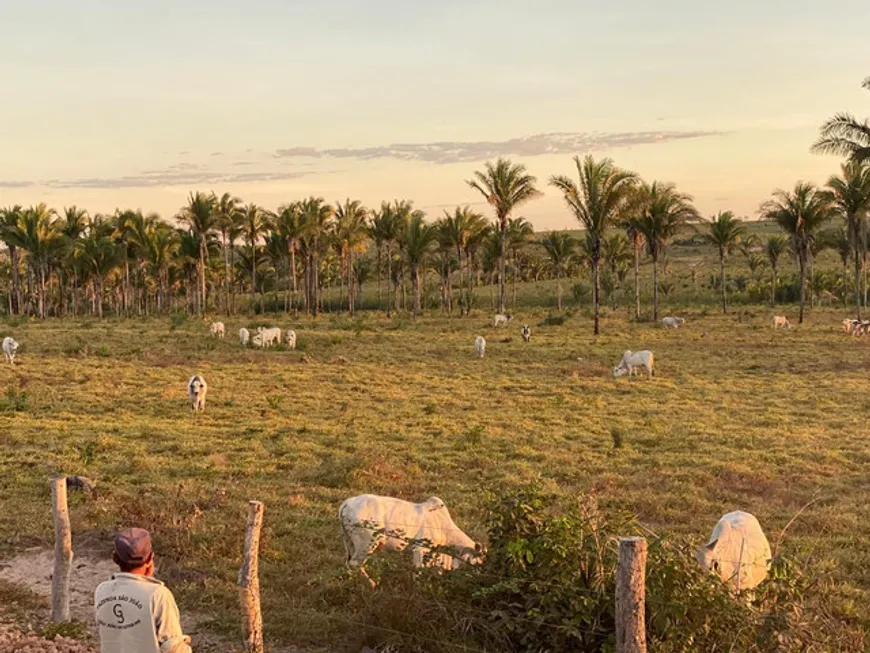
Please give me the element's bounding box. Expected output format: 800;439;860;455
1;0;868;230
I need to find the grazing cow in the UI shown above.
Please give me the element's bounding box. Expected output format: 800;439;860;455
853;320;870;337
475;335;486;358
662;316;685;329
696;511;771;592
339;494;483;587
521;325;531;343
285;329;297;349
843;319;857;334
493;313;513;327
188;375;208;413
772;315;791;329
209;321;225;338
239;327;250;346
2;337;19;365
613;350;655;378
253;326;281;348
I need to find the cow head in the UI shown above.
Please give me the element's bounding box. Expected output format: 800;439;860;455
7;340;18;353
251;333;264;347
613;365;628;378
452;542;487;569
189;376;205;397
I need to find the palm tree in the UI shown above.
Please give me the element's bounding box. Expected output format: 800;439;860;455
275;202;304;315
390;200;418;313
240;203;270;314
178;191;216;315
334;199;369;315
760;183;836;323
628;182;698;320
550;156;638;334
75;226;122;318
0;205;25;314
602;232;632;308
298;197;334;315
213;192;243;314
764;236;788;306
823;162;870;318
812;77;870;164
541;231;576;311
505;217;534;308
16;204;64;318
467;158;541;314
404;214;437;319
702;211;747;314
59;206;89;315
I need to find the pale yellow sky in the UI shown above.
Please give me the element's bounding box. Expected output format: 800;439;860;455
1;1;867;230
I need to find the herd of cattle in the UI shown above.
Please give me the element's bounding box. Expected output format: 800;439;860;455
0;309;860;596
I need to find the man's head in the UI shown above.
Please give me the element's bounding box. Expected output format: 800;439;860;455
113;527;154;575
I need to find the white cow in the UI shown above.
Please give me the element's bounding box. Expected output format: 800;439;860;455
2;337;19;365
188;375;208;413
475;335;486;358
696;511;771;592
493;313;513;327
285;329;297;349
662;316;685;329
853;320;870;337
772;315;791;329
521;325;531;343
339;494;483;586
252;326;281;348
209;321;225;338
843;319;857;334
613;350;655;378
239;327;250;347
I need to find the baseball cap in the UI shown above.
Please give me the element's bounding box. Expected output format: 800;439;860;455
114;528;154;567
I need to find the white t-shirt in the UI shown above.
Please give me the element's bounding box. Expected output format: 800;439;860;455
94;573;192;653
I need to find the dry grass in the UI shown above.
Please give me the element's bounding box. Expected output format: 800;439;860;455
0;305;868;647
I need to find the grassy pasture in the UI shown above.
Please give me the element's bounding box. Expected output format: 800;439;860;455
1;304;869;648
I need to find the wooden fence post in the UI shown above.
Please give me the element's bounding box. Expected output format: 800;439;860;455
238;500;264;653
51;476;73;623
616;536;647;653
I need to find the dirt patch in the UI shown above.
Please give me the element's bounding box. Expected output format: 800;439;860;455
0;620;95;653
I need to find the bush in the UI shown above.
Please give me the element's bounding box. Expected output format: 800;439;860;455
338;486;865;652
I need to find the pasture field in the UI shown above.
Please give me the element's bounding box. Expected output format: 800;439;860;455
1;305;869;649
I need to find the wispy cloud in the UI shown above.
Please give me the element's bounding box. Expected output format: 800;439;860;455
274;130;722;165
5;166;320;190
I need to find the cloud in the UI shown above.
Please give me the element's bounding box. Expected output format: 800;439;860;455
0;180;35;189
274;130;722;165
41;167;315;190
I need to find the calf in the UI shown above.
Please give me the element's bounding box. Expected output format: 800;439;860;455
2;337;19;365
521;325;531;343
188;375;208;413
772;315;791;329
696;511;771;592
662;316;685;329
613;350;655;378
475;335;486;358
239;327;250;346
285;329;297;349
209;321;225;338
339;494;483;587
493;313;513;327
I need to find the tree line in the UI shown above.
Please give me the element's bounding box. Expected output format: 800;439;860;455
1;77;868;329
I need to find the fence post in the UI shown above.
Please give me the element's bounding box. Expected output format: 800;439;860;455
51;476;73;623
616;536;647;653
238;500;264;653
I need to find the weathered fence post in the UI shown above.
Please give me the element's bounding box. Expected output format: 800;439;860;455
51;476;73;623
616;536;647;653
238;500;265;653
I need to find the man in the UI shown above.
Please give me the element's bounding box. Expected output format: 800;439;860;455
94;527;192;653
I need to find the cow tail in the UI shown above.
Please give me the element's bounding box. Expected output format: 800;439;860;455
338;502;353;564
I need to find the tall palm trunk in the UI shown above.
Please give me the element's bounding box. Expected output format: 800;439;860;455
557;273;563;311
652;254;660;321
719;250;728;314
229;243;237;314
852;219;861;319
376;245;382;312
9;246;21;314
348;250;355;315
198;240;207;316
290;246;298;317
512;252;518;308
592;241;601;335
633;244;641;320
798;253;807;324
770;265;777;307
412;265;421;321
250;245;257;314
498;221;507;314
456;245;465;316
222;227;230;314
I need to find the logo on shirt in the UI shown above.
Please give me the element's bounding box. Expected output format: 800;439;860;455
96;594;144;630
